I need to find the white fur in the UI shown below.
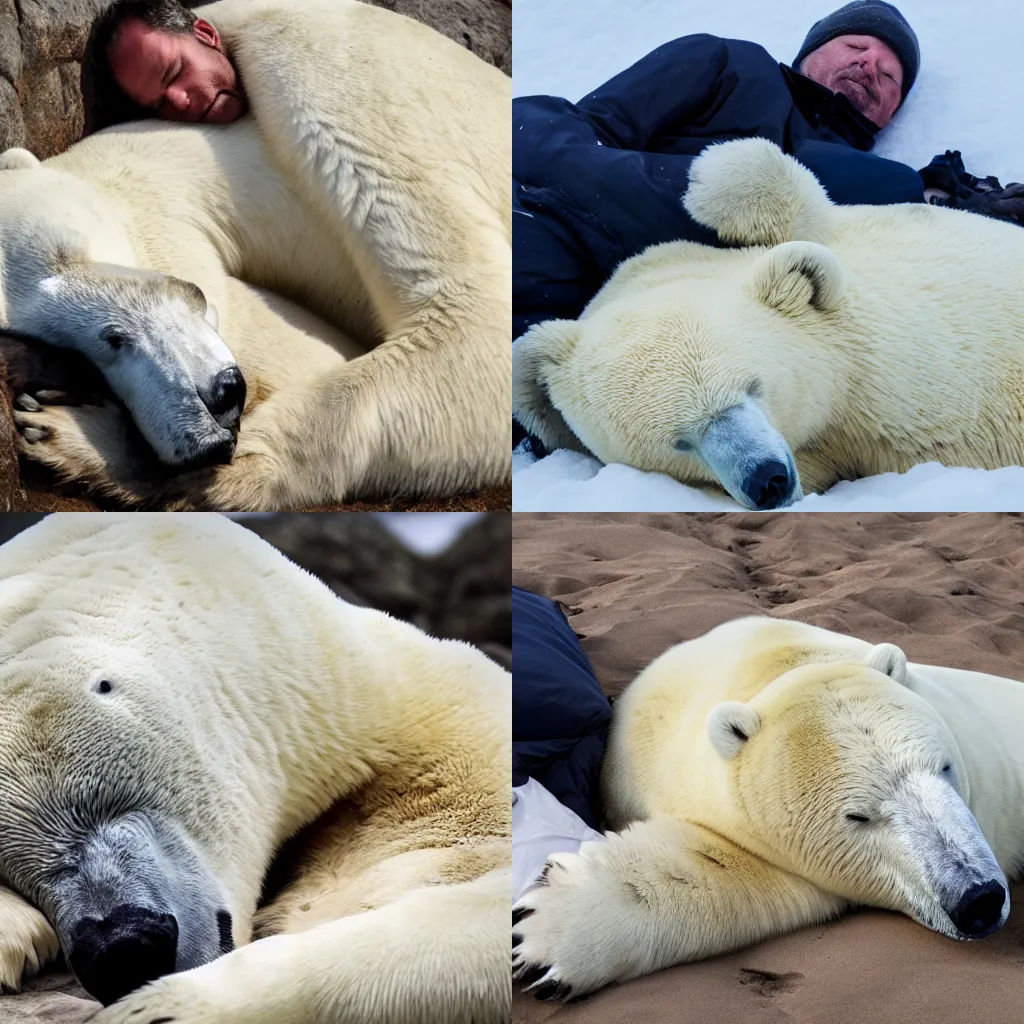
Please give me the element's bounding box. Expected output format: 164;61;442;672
513;616;1024;1000
513;137;1024;504
0;514;510;1022
3;0;511;509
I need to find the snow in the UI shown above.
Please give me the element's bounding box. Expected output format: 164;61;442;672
512;0;1024;512
513;449;1024;511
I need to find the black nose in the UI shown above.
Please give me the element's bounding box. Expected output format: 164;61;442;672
177;431;236;471
68;904;178;1006
742;458;793;510
950;880;1006;937
205;365;247;425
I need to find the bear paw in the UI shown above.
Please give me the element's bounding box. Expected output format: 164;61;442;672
16;399;130;487
0;148;41;171
512;847;637;1002
0;888;60;992
683;138;834;246
89;973;223;1024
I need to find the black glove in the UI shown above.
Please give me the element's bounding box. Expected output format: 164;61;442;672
918;150;1024;226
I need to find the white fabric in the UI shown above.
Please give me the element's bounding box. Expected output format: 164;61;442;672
512;777;606;902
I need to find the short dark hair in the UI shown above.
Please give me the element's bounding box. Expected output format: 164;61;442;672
80;0;201;135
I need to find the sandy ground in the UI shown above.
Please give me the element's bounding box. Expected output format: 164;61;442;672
512;512;1024;1023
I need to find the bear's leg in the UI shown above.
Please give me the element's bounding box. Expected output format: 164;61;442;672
0;885;61;993
89;866;511;1024
513;815;846;1000
255;837;511;938
221;9;512;504
794;446;843;496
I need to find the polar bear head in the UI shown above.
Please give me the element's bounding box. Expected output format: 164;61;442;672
706;647;1009;941
0;515;305;1005
512;239;850;510
0;150;245;468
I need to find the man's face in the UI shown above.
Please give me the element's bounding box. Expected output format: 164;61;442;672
800;34;904;129
106;16;247;124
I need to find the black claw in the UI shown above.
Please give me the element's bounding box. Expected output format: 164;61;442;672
518;964;550;988
512;906;533;926
533;980;572;1002
512;931;522;949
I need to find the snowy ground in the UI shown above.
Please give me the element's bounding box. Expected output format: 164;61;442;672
512;0;1024;512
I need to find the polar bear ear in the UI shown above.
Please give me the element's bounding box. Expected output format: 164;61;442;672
750;241;846;317
708;701;762;759
863;643;909;686
512;321;590;454
204;302;219;332
0;148;40;171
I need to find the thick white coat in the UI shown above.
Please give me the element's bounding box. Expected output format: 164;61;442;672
513;138;1024;501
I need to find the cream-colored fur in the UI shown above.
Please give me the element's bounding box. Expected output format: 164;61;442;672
0;887;60;992
513;616;1024;1000
0;514;510;1022
4;0;511;510
512;137;1024;503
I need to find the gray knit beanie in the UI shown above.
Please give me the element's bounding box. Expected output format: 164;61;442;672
795;1;920;101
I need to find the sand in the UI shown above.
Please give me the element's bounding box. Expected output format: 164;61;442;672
512;512;1024;1023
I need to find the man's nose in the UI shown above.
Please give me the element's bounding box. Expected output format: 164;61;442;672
165;85;190;111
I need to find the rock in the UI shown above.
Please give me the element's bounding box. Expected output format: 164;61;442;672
238;513;511;660
2;0;110;157
434;513;512;664
0;512;48;544
240;514;434;633
361;0;511;74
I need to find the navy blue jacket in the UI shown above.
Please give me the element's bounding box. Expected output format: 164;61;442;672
512;587;611;831
513;34;926;343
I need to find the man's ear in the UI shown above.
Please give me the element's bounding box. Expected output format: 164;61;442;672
193;19;221;50
707;701;761;759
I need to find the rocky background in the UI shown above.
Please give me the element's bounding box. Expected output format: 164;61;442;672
242;512;512;666
0;0;511;511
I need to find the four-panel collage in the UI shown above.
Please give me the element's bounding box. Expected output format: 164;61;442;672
0;0;1021;1020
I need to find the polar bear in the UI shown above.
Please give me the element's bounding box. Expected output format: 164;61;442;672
512;137;1024;510
512;616;1024;1001
0;513;510;1023
2;0;511;510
